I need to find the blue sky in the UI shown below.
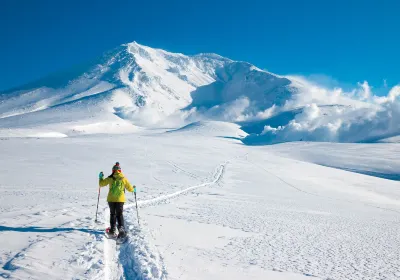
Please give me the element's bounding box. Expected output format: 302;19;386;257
1;0;399;92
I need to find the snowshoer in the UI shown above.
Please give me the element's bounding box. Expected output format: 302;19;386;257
99;162;135;239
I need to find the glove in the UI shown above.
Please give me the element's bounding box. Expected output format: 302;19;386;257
99;172;104;180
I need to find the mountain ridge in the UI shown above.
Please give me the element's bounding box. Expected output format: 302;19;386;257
0;41;398;143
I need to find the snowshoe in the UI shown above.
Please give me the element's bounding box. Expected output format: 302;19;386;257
116;235;129;245
105;227;117;239
116;228;128;244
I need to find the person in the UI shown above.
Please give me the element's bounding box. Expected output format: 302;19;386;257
99;162;135;238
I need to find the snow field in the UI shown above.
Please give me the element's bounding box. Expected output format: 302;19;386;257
0;129;399;279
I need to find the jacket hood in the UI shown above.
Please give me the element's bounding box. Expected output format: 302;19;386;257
112;172;125;180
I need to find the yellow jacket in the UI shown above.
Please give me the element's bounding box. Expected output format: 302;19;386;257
99;172;134;202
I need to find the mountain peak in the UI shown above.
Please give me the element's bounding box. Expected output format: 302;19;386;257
0;41;299;129
1;41;395;143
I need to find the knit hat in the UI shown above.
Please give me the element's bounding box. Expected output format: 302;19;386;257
112;162;121;173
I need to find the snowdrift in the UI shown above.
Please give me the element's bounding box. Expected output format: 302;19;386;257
166;121;248;138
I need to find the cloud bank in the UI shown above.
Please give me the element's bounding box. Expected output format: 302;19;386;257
242;78;400;144
160;75;400;144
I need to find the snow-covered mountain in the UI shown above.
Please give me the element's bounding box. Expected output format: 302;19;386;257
0;42;230;134
1;42;399;143
2;43;400;280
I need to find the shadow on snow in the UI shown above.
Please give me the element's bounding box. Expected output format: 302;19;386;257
0;225;103;235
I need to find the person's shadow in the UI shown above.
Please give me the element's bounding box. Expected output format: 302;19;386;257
0;225;103;235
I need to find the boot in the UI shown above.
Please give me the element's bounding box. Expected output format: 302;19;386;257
117;227;127;239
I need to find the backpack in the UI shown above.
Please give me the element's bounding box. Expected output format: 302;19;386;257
110;177;125;197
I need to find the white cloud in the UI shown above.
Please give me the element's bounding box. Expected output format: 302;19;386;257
245;82;400;144
357;81;372;100
151;70;400;144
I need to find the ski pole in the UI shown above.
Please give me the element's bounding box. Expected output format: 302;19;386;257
95;187;101;223
134;190;140;226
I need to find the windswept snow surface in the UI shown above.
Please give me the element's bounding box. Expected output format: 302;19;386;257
0;127;399;279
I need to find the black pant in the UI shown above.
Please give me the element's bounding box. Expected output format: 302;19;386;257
108;202;124;231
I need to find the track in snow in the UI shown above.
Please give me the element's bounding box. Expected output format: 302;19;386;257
103;163;226;280
128;163;225;210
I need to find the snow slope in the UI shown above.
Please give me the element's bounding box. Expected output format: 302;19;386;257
378;135;400;143
166;121;248;138
1;130;399;279
264;142;400;181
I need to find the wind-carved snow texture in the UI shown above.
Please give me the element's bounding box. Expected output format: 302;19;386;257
0;207;106;280
102;163;225;280
0;42;398;143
